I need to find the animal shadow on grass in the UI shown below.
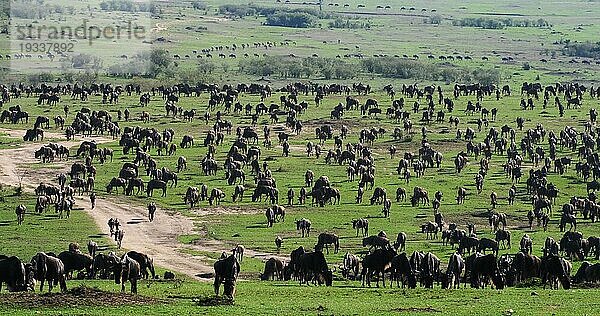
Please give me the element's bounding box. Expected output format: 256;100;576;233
127;218;145;225
246;223;266;229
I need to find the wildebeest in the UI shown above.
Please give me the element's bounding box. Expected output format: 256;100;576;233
146;179;167;197
214;255;240;298
30;252;67;292
342;252;360;279
124;251;155;279
361;247;397;287
260;258;284;281
389;252;417;289
299;251;332;286
57;251;93;279
419;252;440;288
296;218;311;237
316;233;340;254
115;255;141;293
444;252;465;289
393;232;407;251
469;253;504;289
352;218;369;237
540;255;571;289
362;235;390;250
0;256;26;292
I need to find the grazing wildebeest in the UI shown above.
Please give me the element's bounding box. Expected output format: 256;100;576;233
573;261;600;283
470;254;504;289
299;251;332;286
316;233;340;254
0;256;26;292
540;255;571;289
352;218;369;237
512;252;541;284
390;252;417;289
342;252;360;279
478;238;499;256
214;255;240;298
520;234;533;254
114;255;141;293
361;247;397;287
30;252;67;292
362;235;390;250
419;252;440;288
58;251;93;278
444;252;465;289
393;232;407;251
260;258;284;281
124;251;156;279
209;188;226;205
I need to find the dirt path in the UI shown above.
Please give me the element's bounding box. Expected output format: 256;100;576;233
0;129;284;280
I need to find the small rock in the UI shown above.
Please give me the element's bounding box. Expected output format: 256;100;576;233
232;233;241;237
531;291;538;296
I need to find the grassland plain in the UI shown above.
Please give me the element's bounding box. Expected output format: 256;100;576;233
1;0;600;315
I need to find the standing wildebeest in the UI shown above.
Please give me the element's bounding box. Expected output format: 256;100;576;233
265;207;275;227
209;188;226;205
87;240;98;258
495;229;511;249
115;255;141;293
352;218;369;237
420;252;441;288
316;233;340;254
146;179;167;197
361;247;397;287
30;252;67;292
232;245;245;263
115;230;125;249
0;256;26;292
296;218;311;237
125;251;156;279
214;255;240;298
148;202;156;222
260;258;284;281
15;204;26;225
58;251;93;278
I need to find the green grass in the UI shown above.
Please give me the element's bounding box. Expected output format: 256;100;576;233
2;0;600;315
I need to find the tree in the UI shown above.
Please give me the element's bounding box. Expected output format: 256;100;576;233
147;48;173;78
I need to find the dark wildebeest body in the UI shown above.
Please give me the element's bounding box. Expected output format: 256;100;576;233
114;255;141;293
124;251;155;279
361;247;397;287
260;258;284;281
214;255;240;298
299;251;332;286
0;256;26;292
31;252;67;292
316;233;340;254
57;251;93;278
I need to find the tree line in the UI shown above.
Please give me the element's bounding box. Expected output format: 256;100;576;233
452;17;550;29
219;4;337;28
99;0;157;13
563;41;600;59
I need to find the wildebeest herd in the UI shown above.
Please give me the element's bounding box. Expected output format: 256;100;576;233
0;242;158;294
2;78;600;300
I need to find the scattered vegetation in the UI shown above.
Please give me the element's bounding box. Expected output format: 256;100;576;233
239;56;356;79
